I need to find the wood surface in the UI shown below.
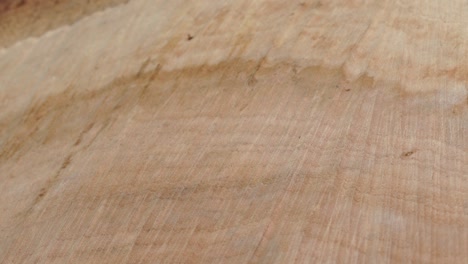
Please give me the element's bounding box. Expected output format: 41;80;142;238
0;0;467;263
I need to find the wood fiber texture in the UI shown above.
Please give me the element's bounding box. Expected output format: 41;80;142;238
0;0;467;263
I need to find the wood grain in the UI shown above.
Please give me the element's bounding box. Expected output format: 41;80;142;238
0;0;466;263
0;0;129;48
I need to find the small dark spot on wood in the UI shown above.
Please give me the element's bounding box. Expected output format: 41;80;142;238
187;34;194;41
401;150;416;158
403;151;414;157
38;188;45;197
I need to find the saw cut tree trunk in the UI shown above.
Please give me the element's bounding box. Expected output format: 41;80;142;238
0;0;466;263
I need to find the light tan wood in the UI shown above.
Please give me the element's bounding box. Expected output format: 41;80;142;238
0;0;467;263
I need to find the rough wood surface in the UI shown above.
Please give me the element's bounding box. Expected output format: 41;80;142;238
0;0;467;263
